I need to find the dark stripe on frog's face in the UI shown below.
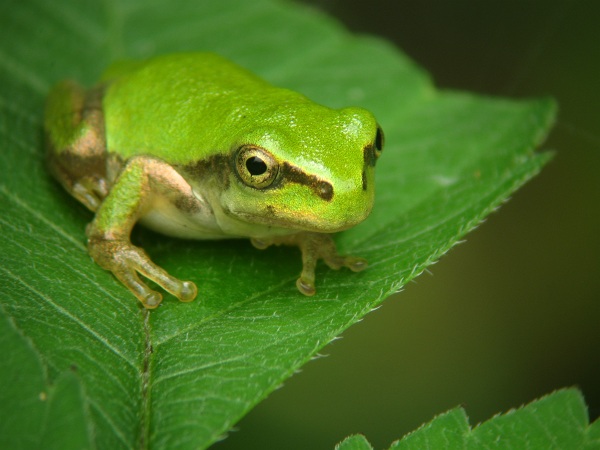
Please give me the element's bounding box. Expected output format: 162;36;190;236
362;126;384;191
281;162;333;201
183;153;334;201
181;153;230;189
362;143;378;191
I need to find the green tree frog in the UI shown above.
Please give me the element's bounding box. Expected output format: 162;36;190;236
44;53;383;309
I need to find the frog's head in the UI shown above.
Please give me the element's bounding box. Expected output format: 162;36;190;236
209;101;383;235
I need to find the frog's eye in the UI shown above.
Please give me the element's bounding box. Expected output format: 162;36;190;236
374;125;384;157
235;145;280;189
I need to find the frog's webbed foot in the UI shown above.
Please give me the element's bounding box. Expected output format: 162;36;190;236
251;232;367;296
87;236;197;309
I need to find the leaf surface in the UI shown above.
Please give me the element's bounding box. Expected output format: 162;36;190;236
336;435;374;450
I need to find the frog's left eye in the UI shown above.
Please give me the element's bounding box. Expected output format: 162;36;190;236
235;145;280;189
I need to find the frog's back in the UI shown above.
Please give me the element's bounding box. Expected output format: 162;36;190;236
102;53;267;91
101;53;278;163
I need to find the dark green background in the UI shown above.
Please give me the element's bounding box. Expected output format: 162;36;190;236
217;1;600;449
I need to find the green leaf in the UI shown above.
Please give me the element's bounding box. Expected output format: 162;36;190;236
336;434;374;450
0;310;92;449
40;371;93;449
390;408;469;449
0;311;47;449
0;0;555;449
340;389;600;449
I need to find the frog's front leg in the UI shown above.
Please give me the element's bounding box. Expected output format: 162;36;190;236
86;156;197;308
251;233;367;296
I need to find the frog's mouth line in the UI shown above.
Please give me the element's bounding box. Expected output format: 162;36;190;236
226;205;367;235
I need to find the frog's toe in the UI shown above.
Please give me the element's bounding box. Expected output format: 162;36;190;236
323;254;368;272
135;259;198;303
250;237;270;250
177;280;197;302
142;291;163;309
72;182;102;211
71;177;109;212
114;269;164;309
345;256;368;272
296;277;316;296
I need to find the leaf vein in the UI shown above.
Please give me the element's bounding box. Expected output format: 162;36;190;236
153;277;294;346
0;49;48;94
0;265;137;370
0;184;86;250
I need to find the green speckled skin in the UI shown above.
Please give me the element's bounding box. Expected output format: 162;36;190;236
102;53;378;231
44;52;383;308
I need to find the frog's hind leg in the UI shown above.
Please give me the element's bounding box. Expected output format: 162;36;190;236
44;80;109;212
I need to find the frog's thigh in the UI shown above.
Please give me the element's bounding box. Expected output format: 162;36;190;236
46;81;108;211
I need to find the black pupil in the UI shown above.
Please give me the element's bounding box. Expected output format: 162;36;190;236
246;156;267;175
375;127;383;151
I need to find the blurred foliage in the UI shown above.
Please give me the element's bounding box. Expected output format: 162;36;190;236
336;389;600;450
